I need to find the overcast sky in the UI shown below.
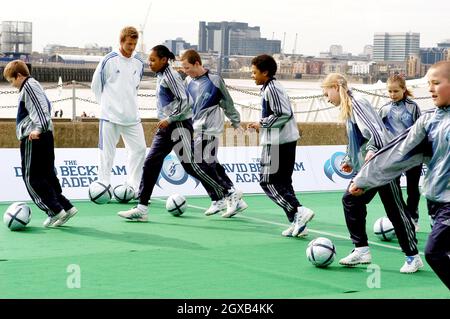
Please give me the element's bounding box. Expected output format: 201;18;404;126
2;0;449;56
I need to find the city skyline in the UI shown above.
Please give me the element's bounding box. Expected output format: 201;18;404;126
2;0;449;56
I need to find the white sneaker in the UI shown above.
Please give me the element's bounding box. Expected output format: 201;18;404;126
205;199;227;216
291;206;315;237
339;249;372;266
53;207;78;227
282;224;308;237
117;206;148;222
222;191;247;218
43;210;68;228
400;254;424;273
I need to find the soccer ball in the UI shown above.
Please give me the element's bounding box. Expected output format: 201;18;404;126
3;202;32;231
166;194;187;216
113;184;135;203
88;181;112;204
306;237;336;268
373;216;396;241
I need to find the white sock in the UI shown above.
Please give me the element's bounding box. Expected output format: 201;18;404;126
355;246;370;253
137;204;148;213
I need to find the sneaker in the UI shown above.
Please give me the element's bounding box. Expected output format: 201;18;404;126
282;224;308;237
291;206;315;237
117;206;148;222
339;249;372;266
43;210;68;228
222;191;247;218
205;199;227;216
400;254;424;273
53;207;78;227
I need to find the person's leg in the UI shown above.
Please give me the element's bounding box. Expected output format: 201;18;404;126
378;180;421;273
21;133;68;227
98;120;121;187
405;164;422;222
378;180;418;256
338;185;378;266
118;124;175;222
203;135;234;189
121;123;147;192
424;201;450;290
342;186;377;248
40;132;77;226
174;121;228;200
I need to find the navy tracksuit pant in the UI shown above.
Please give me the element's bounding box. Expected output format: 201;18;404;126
342;178;418;256
425;200;450;290
193;133;234;200
259;141;301;223
404;164;422;221
20;131;73;217
138;119;230;205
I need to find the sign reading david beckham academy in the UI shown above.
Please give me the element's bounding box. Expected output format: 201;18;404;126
1;146;422;202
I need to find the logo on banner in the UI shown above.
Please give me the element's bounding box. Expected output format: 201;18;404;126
157;154;200;188
324;152;353;182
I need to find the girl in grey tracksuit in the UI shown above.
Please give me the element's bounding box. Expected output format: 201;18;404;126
378;75;422;224
321;73;419;272
352;60;450;288
353;106;450;288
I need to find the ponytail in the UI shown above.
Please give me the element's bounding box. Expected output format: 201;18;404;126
322;73;352;121
151;45;176;62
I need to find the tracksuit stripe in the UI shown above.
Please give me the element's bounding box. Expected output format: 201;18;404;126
176;122;225;198
389;181;417;252
23;140;49;212
165;69;184;117
24;84;48;131
352;100;384;149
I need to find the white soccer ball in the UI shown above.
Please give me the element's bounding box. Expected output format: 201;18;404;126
306;237;336;268
166;194;187;216
113;184;135;203
373;216;396;241
88;181;112;204
3;202;32;231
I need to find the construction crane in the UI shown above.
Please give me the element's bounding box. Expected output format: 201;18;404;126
292;33;298;55
138;2;152;54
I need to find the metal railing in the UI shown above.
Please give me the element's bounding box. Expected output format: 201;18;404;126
0;80;434;122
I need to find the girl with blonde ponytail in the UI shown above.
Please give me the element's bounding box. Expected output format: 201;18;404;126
320;73;421;273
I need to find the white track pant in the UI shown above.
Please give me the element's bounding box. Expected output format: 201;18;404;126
98;120;146;192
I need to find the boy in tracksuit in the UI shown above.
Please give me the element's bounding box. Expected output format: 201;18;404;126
118;45;242;221
378;74;422;230
248;54;314;237
321;73;420;273
351;61;450;289
181;49;248;218
3;60;77;227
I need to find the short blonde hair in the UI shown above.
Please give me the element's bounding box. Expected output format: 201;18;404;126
120;26;139;43
428;61;450;81
3;60;30;80
321;73;352;120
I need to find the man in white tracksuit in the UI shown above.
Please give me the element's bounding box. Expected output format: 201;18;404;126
91;26;146;194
